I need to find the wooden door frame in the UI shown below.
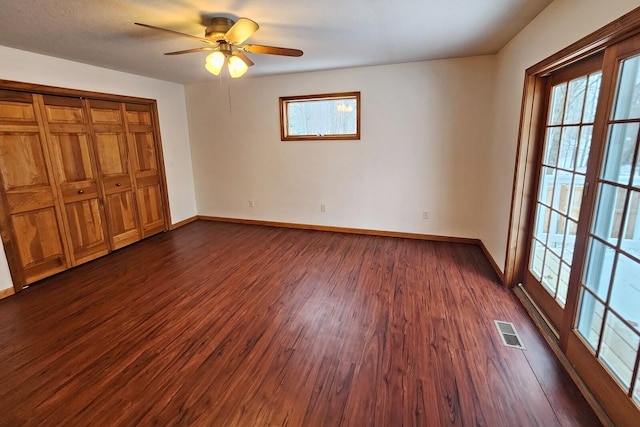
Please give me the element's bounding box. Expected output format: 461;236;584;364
0;79;172;292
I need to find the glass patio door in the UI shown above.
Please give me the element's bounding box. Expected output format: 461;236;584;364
516;23;640;424
573;43;640;407
525;56;603;331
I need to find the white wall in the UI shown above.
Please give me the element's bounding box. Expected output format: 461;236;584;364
186;57;495;239
481;0;639;274
0;46;197;291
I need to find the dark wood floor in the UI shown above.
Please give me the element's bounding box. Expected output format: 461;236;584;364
0;221;600;426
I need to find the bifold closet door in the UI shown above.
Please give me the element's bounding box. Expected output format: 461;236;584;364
125;103;166;237
87;100;141;249
0;91;70;287
39;95;110;265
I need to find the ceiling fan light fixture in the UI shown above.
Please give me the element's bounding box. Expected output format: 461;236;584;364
205;51;225;75
228;55;248;78
136;17;302;79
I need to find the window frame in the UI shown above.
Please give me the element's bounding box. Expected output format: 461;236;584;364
279;91;361;141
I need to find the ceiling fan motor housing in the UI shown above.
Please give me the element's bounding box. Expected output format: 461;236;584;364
205;17;235;41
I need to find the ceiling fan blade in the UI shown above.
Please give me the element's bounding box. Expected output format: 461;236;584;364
165;47;218;56
242;44;303;57
224;18;259;44
232;51;254;67
135;22;213;45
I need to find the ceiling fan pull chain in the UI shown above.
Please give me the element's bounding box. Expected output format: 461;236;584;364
227;83;233;116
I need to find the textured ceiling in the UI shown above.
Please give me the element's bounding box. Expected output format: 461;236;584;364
0;0;553;84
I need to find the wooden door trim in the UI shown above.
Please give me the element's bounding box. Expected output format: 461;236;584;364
0;79;156;105
504;74;549;287
526;7;640;77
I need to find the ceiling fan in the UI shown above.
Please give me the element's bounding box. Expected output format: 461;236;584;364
135;17;303;78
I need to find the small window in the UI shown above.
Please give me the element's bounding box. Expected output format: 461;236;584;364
279;92;360;141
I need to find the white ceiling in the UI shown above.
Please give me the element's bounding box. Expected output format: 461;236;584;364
0;0;553;84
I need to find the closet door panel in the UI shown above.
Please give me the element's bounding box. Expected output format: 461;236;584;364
88;100;141;249
104;192;139;247
136;185;164;234
0;91;69;286
64;198;107;262
126;104;166;237
130;131;164;235
11;209;66;281
41;95;110;265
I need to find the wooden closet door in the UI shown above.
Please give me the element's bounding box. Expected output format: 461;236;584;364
125;103;166;237
87;100;141;249
40;95;110;265
0;91;70;287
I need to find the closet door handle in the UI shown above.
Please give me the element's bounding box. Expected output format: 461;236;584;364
78;190;85;194
116;183;122;187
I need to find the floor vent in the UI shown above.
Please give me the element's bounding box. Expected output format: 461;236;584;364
494;320;526;350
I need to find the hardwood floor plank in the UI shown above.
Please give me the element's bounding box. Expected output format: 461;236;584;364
0;221;601;426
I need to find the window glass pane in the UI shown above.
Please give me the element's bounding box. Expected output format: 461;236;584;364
554;171;572;214
609;253;640;331
530;239;545;279
635;151;640;189
564;76;587;124
287;98;357;136
576;126;593;173
548;210;565;256
557;261;570;306
543;127;561;166
558;126;579;169
583;72;602;123
583;238;615;300
601;123;639;185
635;373;640;406
563;218;578;264
576;289;604;352
541;250;560;294
612;54;640;121
568;174;584;221
533;204;551;242
592;183;626;243
549;83;567;125
538;167;556;205
632;148;640;188
600;311;639;390
621;190;640;256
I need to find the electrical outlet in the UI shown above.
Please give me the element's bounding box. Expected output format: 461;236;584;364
423;210;429;219
249;200;255;208
321;204;326;213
